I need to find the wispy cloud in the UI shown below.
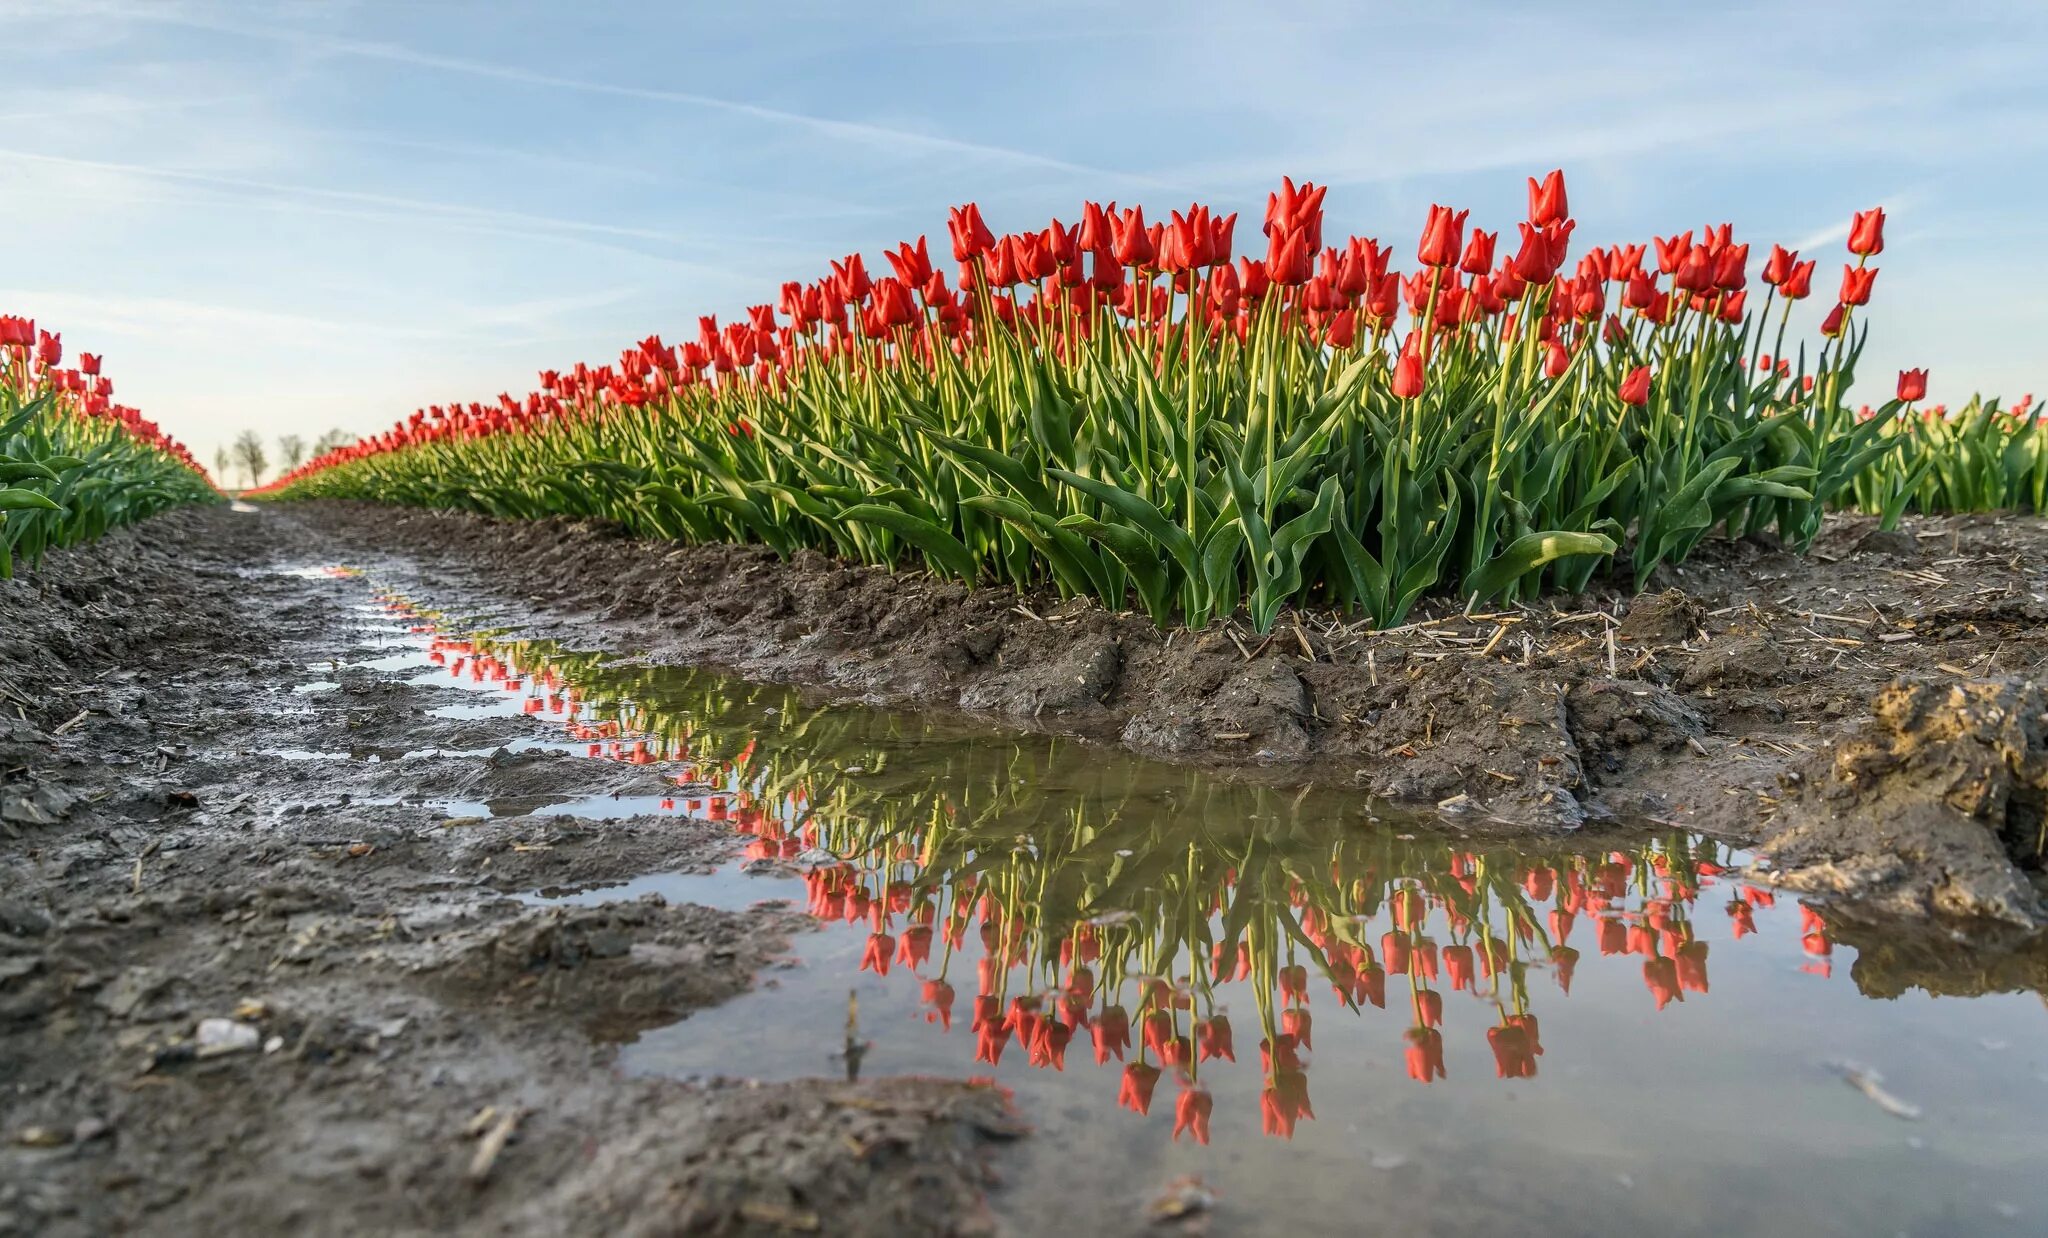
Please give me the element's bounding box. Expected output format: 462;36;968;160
97;3;1186;190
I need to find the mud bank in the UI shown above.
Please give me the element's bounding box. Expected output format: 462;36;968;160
296;501;2048;922
0;506;1017;1238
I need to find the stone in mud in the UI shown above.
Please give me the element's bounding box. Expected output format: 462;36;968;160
957;634;1120;720
506;1077;1018;1238
1760;677;2048;924
1121;655;1312;760
1679;635;1789;691
1616;589;1701;646
1854;527;1922;559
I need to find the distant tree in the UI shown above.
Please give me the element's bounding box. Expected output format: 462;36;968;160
213;446;231;483
313;428;355;455
277;433;306;472
231;430;268;489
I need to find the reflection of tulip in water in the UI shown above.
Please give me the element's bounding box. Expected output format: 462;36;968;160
1173;1086;1214;1145
1676;942;1710;994
1120;1062;1162;1115
1197;1015;1236;1062
1282;1007;1313;1050
1093;1006;1131;1064
1261;1070;1315;1138
860;932;893;976
1488;1024;1537;1079
1445;944;1474;991
921;979;954;1030
1405;1027;1446;1083
1644;957;1681;1011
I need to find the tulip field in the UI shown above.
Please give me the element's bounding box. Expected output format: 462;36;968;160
247;172;2035;631
0;317;217;578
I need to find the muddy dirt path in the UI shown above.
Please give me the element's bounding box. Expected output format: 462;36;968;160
5;501;2048;1236
0;506;1017;1238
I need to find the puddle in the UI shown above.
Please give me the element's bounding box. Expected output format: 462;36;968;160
331;571;2048;1235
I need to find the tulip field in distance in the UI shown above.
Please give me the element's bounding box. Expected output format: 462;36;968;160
6;170;2041;627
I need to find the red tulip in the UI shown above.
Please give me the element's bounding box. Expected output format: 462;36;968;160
1266;224;1314;286
1820;302;1847;337
1848;207;1885;257
1417;204;1469;268
1526;169;1569;228
1111;206;1154;268
1282;1007;1312;1050
1618;365;1652;406
1834;260;1883;310
1544;340;1570;379
1758;245;1795;287
1897;368;1928;402
1779;259;1815;300
1391;334;1426;400
1460;228;1498;276
79;352;102;376
947;204;995;261
1654;231;1692;275
885;236;934;287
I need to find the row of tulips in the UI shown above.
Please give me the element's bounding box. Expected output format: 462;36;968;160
378;592;1839;1143
0;316;218;577
263;172;1976;630
1853;391;2046;518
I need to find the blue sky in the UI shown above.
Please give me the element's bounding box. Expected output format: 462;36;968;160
1;0;2044;475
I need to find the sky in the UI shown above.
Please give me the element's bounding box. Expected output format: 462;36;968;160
1;0;2044;480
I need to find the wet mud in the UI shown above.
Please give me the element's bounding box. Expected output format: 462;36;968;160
5;501;2048;1236
298;500;2048;922
0;507;1015;1238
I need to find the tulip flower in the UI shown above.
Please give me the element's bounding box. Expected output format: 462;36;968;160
922;979;955;1030
1617;365;1653;406
1761;244;1798;286
1266;225;1314;286
1391;334;1426;400
1417;204;1469;268
1848;207;1885;257
1282;1007;1312;1050
1897;368;1928;403
1839;265;1878;306
1526;169;1569;228
947;203;995;261
1460;228;1499;276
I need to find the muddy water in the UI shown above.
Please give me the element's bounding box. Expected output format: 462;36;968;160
354;584;2048;1237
